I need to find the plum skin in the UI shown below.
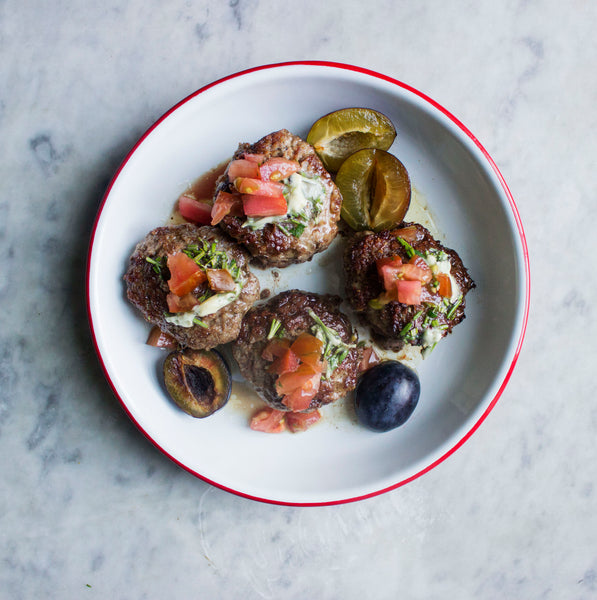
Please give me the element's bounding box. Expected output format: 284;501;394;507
355;361;420;432
163;349;231;418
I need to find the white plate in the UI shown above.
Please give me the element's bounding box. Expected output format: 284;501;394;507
86;62;530;505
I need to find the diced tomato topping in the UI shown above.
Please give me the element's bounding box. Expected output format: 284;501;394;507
267;348;301;375
276;363;321;396
262;338;291;361
407;255;433;283
399;262;432;283
436;272;452;297
288;333;326;372
277;363;321;411
234;177;285;197
146;326;178;349
377;254;431;296
393;225;421;244
211;191;243;225
396;280;422;305
249;407;287;433
259;158;301;181
242;194;287;217
242;153;265;164
178;195;213;225
282;385;319;411
376;255;403;275
297;353;327;372
227;159;261;180
359;346;380;372
289;333;324;357
167;252;206;296
286;410;321;433
166;292;199;313
206;268;236;292
377;257;403;292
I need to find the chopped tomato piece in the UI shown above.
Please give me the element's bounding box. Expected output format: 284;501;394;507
359;346;380;372
396;280;422;305
146;326;178;349
407;256;433;283
167;252;206;296
392;225;421;244
377;260;403;292
242;194;287;217
178;195;212;225
399;262;432;283
288;333;326;371
299;355;327;373
282;385;319;411
436;273;452;297
262;338;291;361
166;292;199;313
267;348;301;375
276;363;321;411
250;407;287;433
290;333;324;357
211;191;243;225
242;153;265;164
286;410;321;433
227;159;261;179
376;255;403;276
234;177;285;197
259;158;301;181
206;268;236;292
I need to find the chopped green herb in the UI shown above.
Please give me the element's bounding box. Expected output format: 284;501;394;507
307;309;356;378
446;295;463;319
145;256;166;276
276;223;291;236
267;317;283;340
193;317;209;328
396;237;423;259
287;221;306;238
422;342;438;358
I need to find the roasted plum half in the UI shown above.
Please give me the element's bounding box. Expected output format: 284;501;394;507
163;349;231;418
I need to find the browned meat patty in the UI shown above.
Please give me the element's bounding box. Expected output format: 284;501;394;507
232;290;363;412
215;129;342;268
344;223;475;351
124;224;260;349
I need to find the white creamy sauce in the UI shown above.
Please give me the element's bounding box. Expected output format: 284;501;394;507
164;284;242;327
421;326;444;347
425;252;461;303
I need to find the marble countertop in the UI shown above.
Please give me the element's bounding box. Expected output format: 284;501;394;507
2;1;596;598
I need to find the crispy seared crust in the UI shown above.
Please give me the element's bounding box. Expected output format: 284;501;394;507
232;290;362;412
124;224;260;349
215;129;342;268
344;223;475;350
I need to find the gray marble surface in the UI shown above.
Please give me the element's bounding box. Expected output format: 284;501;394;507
1;1;596;598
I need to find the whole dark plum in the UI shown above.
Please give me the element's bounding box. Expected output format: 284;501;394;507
355;361;420;432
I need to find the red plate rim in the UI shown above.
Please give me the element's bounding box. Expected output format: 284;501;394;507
85;60;531;506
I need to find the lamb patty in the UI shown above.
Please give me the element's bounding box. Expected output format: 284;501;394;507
232;290;363;412
215;129;342;268
344;223;475;351
124;224;260;349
